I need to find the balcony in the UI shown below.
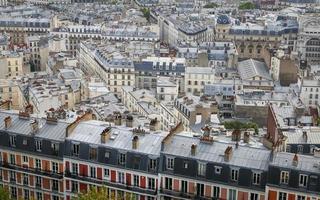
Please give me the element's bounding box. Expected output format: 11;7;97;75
65;171;157;196
0;161;63;179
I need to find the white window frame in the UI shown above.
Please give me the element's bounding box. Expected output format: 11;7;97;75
197;162;206;176
280;171;289;184
215;166;222;174
231;168;239;181
299;174;308;187
166;157;174;170
252;172;261;185
35;140;42;152
51;162;59;174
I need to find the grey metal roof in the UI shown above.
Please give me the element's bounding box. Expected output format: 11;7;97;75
270;152;320;174
0;111;69;142
67;120;168;156
283;128;320;144
238;59;272;81
162;134;271;170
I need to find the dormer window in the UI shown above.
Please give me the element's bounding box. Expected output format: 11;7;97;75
71;143;80;157
35;140;42;152
118;153;126;166
9;135;16;147
166;157;174;170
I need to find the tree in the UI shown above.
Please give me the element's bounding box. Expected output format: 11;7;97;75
140;8;150;22
223;121;259;134
203;2;218;8
238;2;256;10
0;187;11;200
75;187;133;200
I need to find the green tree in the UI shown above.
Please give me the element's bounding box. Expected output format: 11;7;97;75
75;187;133;200
0;186;11;200
223;121;259;134
203;2;218;8
239;2;256;10
140;8;150;21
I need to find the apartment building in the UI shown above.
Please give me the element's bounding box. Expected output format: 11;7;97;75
300;79;320;107
174;95;219;132
185;67;215;96
0;109;319;200
0;79;24;110
0;18;50;45
134;57;185;93
0;110;67;200
0;51;24;79
78;41;135;97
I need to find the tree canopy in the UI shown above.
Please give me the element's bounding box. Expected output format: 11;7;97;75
0;187;11;200
203;2;219;8
238;2;256;10
223;121;259;134
140;8;151;22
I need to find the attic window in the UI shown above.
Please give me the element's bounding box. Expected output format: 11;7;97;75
105;151;110;159
23;139;28;145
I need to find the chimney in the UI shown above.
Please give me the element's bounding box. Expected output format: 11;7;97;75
101;127;111;143
149;118;159;131
243;132;250;143
302;131;308;142
30;119;39;134
191;143;197;156
114;113;122;126
224;146;233;162
314;148;320;158
4;116;12;129
126;115;133;127
232;130;241;142
292;154;298;167
132;135;139;149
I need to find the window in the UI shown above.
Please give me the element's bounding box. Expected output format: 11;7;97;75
165;177;172;190
231;169;239;181
90;166;96;178
36;192;42;200
297;196;306;200
23;156;28;163
148;178;155;190
10;154;15;165
24;189;29;200
89;147;97;160
181;180;187;193
133;175;139;187
299;174;308;187
51;143;59;155
250;193;258;200
52;180;58;191
297;145;303;154
105;151;110;159
10;171;16;182
278;192;287;200
35;140;42;152
183;161;188;169
166;157;174;170
71;143;80;157
280;171;289;184
118;153;126;165
71;163;78;175
9;135;16;147
215;166;222;174
23;174;29;185
149;159;157;171
252;172;261;185
52;162;58;174
103;168;110;179
35;176;41;188
71;181;78;193
118;172;125;184
196;183;204;197
228;189;237;200
198;162;206;176
10;187;17;199
213;186;220;198
35;159;41;170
